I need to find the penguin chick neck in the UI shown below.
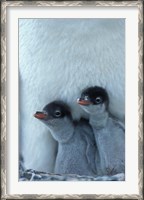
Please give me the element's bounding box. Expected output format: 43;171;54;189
44;116;75;143
89;105;109;129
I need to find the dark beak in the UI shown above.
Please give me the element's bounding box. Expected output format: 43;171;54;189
34;111;47;119
77;98;91;106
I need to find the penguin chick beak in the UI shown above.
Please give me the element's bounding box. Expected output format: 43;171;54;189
77;98;91;106
34;111;48;119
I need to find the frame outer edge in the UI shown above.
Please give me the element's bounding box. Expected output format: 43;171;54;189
1;1;143;199
1;1;7;199
138;1;144;200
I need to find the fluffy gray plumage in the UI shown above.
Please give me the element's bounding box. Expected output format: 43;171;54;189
93;116;125;175
78;86;125;176
54;119;97;176
34;101;97;176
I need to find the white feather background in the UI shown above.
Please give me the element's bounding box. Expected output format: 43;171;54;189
19;19;125;173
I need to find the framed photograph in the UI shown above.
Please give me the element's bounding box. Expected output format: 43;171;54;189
1;0;143;199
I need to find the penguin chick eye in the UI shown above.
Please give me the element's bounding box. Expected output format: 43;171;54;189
95;97;102;104
84;95;89;101
54;110;62;117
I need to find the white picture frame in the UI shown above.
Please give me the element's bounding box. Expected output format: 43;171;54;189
1;1;143;199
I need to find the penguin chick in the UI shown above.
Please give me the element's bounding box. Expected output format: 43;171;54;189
34;101;97;176
77;86;125;176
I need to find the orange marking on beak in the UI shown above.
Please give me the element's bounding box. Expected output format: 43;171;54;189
34;112;47;119
77;99;91;106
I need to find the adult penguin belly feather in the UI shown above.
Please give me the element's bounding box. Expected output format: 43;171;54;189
19;19;125;173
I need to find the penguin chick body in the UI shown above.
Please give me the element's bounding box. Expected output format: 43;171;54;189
34;101;97;176
77;86;125;176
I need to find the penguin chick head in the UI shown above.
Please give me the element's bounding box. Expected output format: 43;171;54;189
77;86;109;114
34;100;72;125
34;101;74;142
